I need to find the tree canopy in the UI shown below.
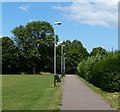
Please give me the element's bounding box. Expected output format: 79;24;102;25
12;21;55;74
56;40;89;73
90;47;107;56
2;21;111;74
2;37;20;74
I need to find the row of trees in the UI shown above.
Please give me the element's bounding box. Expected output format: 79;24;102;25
2;21;90;74
56;40;89;73
2;20;119;92
2;21;116;77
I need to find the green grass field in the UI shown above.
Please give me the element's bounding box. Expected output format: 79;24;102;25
2;75;63;110
76;75;119;110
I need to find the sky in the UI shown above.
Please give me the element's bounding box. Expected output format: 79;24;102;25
1;1;118;52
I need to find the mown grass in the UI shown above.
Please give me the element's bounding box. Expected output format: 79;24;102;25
76;75;119;110
2;75;63;110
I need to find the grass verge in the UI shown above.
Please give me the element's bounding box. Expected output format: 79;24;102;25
76;75;119;110
2;75;63;110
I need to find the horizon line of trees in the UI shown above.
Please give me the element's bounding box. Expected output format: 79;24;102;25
0;21;117;75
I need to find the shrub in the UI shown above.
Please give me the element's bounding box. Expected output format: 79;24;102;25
77;54;103;82
77;60;86;79
91;51;120;92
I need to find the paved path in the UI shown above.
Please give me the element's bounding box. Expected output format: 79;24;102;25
60;75;114;110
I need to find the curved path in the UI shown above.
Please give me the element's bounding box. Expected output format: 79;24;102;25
60;75;115;110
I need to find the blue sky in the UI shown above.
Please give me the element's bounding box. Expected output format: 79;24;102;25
2;2;118;52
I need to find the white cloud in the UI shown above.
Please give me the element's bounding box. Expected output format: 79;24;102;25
19;6;29;11
0;36;2;38
52;1;118;27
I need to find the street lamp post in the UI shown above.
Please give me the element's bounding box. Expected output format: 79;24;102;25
64;57;66;75
61;45;65;76
54;22;62;87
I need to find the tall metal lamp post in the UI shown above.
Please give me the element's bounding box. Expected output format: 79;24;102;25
54;22;62;87
64;57;66;75
61;45;65;75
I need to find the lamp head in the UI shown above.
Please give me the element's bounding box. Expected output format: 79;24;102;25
54;22;62;25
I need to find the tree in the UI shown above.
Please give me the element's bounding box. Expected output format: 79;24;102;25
56;40;89;74
12;21;55;74
2;37;20;74
67;46;89;73
90;47;107;56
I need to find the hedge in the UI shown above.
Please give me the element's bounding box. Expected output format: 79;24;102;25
91;52;120;92
77;51;120;92
77;54;104;82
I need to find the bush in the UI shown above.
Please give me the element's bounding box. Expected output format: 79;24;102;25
77;60;86;79
91;51;120;92
77;51;120;92
77;54;103;82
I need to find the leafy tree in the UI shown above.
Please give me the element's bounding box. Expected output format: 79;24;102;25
90;47;107;56
2;37;21;74
67;45;89;73
56;40;89;73
12;21;55;74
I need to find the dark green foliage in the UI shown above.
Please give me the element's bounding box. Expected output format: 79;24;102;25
2;37;20;73
3;21;89;74
77;51;120;92
57;40;89;74
91;52;120;92
77;55;103;81
67;45;89;72
12;21;55;74
2;21;89;74
90;47;107;56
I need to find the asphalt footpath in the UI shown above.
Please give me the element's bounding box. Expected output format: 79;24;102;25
60;75;117;111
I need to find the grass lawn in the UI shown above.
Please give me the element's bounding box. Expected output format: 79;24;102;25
2;75;63;110
76;75;119;110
